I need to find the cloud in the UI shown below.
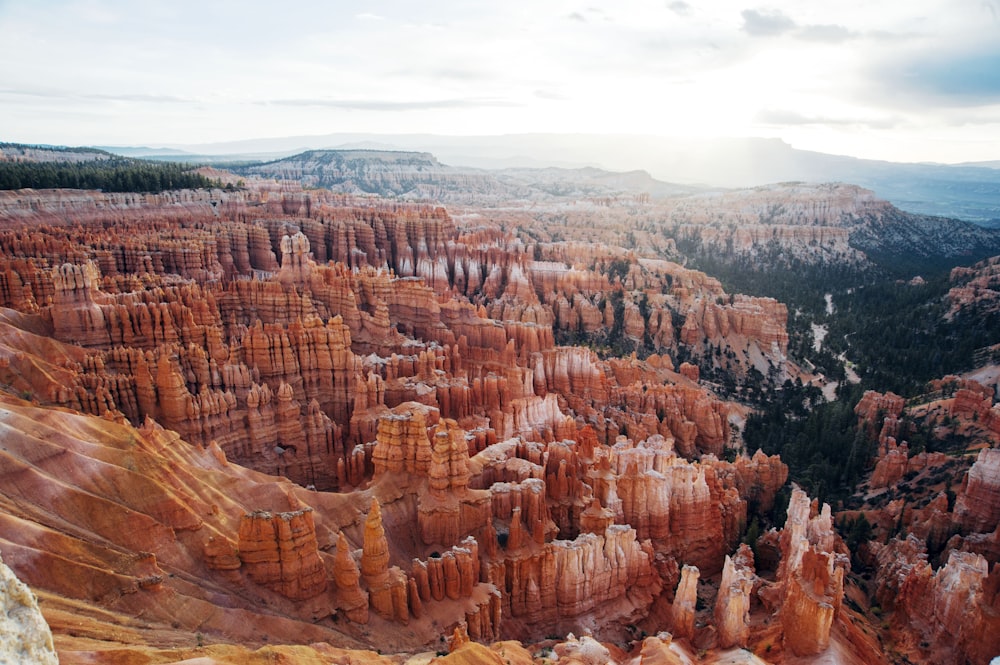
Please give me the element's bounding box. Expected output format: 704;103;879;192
741;9;796;37
755;109;900;129
262;98;519;111
90;93;190;103
796;24;854;43
567;12;587;22
667;1;691;16
0;88;189;104
740;9;854;42
534;89;567;101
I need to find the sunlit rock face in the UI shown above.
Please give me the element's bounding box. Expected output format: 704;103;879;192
0;554;58;665
771;488;848;657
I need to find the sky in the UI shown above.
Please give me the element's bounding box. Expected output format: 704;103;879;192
2;0;1000;164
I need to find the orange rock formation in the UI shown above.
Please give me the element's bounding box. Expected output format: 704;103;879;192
0;185;802;662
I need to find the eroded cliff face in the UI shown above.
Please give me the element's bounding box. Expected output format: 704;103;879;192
873;538;1000;665
0;192;785;490
948;254;1000;317
842;380;1000;665
0;186;805;662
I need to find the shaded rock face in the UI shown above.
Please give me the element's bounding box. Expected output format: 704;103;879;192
847;376;1000;665
956;447;1000;532
874;537;1000;665
0;553;58;665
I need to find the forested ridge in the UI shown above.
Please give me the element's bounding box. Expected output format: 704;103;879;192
0;155;220;193
686;247;1000;507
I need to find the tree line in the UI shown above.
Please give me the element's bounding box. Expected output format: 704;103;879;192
0;159;221;193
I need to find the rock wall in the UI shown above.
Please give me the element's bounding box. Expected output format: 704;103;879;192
0;553;58;665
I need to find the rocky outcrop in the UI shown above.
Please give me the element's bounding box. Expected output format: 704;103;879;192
764;488;847;657
371;403;435;477
612;435;744;573
333;533;369;623
0;552;58;665
870;439;910;489
359;499;418;625
714;544;756;648
237;508;329;601
874;536;1000;665
728;449;788;513
854;390;905;441
670;564;699;639
419;418;493;548
948;254;1000;317
551;526;658;618
956;447;1000;533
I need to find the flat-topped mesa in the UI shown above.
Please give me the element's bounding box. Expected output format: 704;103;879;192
955;447;1000;532
236;508;329;602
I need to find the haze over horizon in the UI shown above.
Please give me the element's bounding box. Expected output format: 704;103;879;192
2;0;1000;165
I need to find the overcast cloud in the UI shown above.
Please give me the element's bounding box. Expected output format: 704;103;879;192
1;0;999;163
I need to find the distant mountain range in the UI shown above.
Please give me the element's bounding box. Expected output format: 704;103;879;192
6;142;1000;273
106;133;1000;227
235;149;700;202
